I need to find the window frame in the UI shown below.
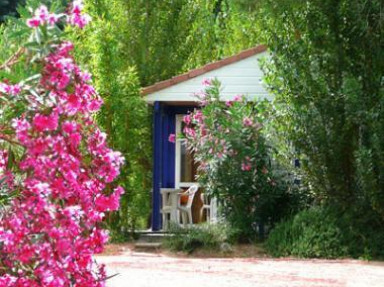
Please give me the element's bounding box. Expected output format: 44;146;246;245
175;114;198;188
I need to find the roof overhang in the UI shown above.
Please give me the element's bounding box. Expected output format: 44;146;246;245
142;45;270;105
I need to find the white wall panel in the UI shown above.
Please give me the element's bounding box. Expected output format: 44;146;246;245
145;52;272;103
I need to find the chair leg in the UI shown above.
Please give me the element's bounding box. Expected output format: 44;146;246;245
181;212;187;226
187;210;193;225
162;214;167;230
176;210;181;226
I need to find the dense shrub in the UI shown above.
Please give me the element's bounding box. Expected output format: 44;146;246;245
266;207;348;258
163;223;236;254
259;0;384;216
182;79;298;241
0;1;124;285
266;205;384;259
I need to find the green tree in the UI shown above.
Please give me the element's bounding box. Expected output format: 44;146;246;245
82;0;261;87
71;0;152;238
259;0;384;216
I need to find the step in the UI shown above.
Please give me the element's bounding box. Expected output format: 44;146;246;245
137;232;172;243
134;242;162;251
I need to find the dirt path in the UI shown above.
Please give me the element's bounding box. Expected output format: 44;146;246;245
96;245;384;287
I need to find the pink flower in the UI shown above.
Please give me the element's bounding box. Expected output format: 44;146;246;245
0;150;8;174
69;132;82;148
241;156;252;171
193;110;203;123
9;84;21;95
79;71;92;82
183;114;191;125
202;78;212;86
47;14;59;26
26;5;60;28
194;91;208;106
243;117;253;127
168;133;176;143
69;13;91;29
33;113;58;132
0;83;21;96
225;100;233;107
35;5;49;22
1;4;125;284
72;0;84;14
233;95;243;102
184;127;196;138
241;162;252;171
62;121;78;134
88;98;103;112
27;17;41;28
95;186;124;212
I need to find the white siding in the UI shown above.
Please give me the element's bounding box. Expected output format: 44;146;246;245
144;52;273;103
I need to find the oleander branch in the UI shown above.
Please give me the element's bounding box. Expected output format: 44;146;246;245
0;47;25;71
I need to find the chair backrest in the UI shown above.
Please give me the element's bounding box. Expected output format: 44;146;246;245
184;185;198;208
200;193;210;207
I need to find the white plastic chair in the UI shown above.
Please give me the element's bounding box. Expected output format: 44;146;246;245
200;193;211;222
177;185;198;226
160;188;181;230
200;193;219;223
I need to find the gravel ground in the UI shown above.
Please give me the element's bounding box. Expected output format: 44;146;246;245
96;246;384;287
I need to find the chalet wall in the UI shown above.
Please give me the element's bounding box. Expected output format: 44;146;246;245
145;52;272;103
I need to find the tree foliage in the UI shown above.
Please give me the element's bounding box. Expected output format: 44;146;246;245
259;0;384;216
70;0;153;237
0;0;25;23
79;0;261;87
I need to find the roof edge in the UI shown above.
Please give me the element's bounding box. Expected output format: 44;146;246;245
141;44;267;96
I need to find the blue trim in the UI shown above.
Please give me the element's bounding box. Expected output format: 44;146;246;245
163;105;197;115
151;102;162;231
161;105;196;190
151;103;199;231
162;113;176;188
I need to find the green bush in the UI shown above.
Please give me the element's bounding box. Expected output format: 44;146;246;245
260;0;384;217
266;205;384;259
183;80;299;242
266;207;348;258
163;223;236;254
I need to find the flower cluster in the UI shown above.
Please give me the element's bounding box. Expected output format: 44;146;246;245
241;156;252;171
0;82;21;96
0;149;7;175
182;79;281;239
183;79;260;173
68;0;92;29
26;5;59;28
26;1;91;29
0;3;123;286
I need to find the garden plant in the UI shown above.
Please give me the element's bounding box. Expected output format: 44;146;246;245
182;79;299;241
0;1;125;285
260;0;384;258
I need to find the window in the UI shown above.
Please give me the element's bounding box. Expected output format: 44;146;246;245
175;115;198;188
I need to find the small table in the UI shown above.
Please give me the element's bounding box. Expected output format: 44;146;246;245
160;188;182;229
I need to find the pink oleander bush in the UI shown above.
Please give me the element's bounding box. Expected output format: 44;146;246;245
0;1;124;286
181;79;298;241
